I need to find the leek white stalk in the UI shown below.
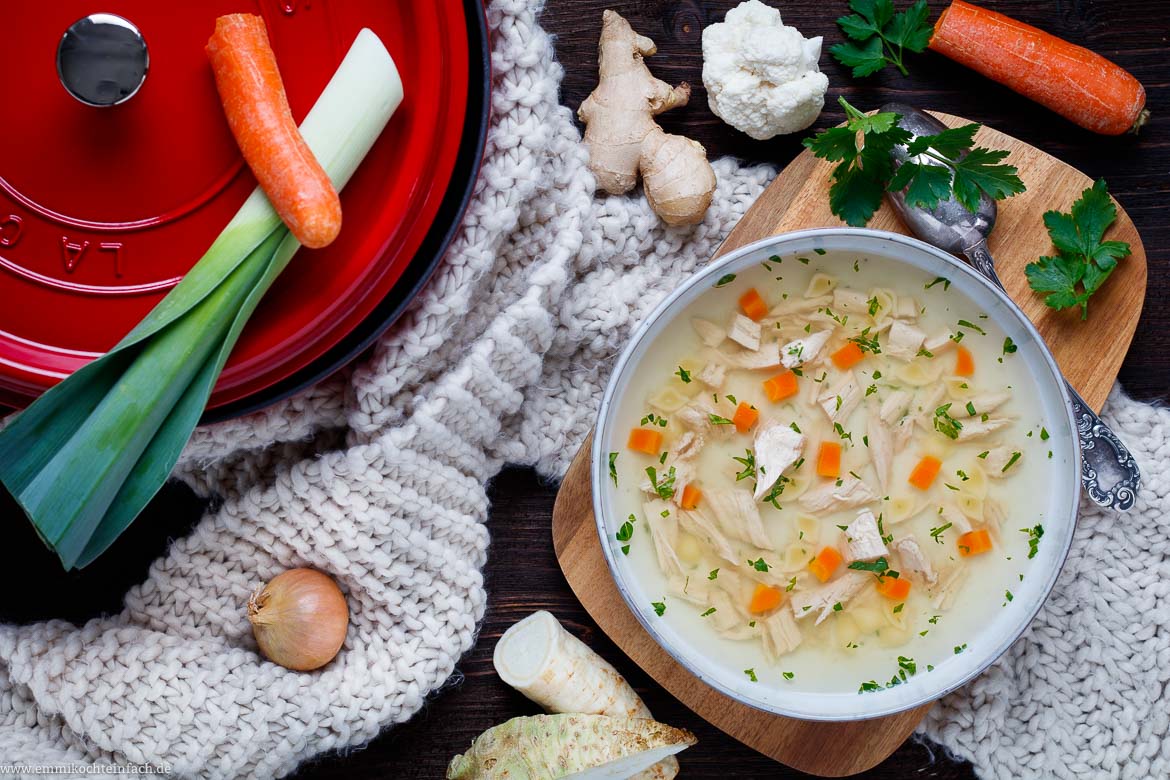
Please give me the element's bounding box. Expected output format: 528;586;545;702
0;29;403;569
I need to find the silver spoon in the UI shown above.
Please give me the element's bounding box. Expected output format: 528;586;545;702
881;103;1139;511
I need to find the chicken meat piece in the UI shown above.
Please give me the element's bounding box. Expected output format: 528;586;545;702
832;288;870;315
866;403;894;491
931;565;968;610
798;475;878;513
679;507;738;565
753;422;806;501
780;330;832;369
727;313;762;351
692;317;727;347
891;536;937;585
720;341;782;370
885;320;927;361
675;398;734;441
790;571;869;625
760;608;803;660
894;296;920;320
643;500;684;578
982;446;1023;475
957;417;1013;441
706;488;774;550
923;329;957;354
817;371;861;425
845;509;889;562
697;361;726;390
962;392;1012;417
879;390;913;426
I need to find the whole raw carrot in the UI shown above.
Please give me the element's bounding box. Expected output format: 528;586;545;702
929;0;1148;135
207;14;342;247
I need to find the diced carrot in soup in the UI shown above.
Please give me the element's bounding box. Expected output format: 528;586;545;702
763;370;799;402
958;529;993;556
739;288;769;321
955;346;975;376
876;576;911;600
816;441;842;478
831;342;865;369
908;456;942;489
680;484;702;510
808;546;843;582
627;428;662;454
749;584;784;614
732;401;758;433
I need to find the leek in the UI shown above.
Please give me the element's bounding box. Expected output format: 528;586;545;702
0;29;404;569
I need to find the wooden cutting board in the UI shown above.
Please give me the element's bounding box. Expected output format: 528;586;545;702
552;113;1146;776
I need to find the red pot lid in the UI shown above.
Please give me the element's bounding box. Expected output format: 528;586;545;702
0;0;469;410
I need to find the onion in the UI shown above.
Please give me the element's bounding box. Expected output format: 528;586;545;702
248;568;349;671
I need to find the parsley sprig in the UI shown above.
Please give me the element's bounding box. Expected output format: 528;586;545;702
803;98;1024;227
832;0;933;77
1025;179;1131;320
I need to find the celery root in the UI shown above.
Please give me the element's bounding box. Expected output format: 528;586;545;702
445;714;696;780
493;610;679;779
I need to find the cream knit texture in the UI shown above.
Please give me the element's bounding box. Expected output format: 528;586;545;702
0;1;1165;778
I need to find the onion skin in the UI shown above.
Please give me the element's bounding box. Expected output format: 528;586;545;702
248;568;349;671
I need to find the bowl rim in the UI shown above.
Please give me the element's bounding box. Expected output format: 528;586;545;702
591;226;1082;721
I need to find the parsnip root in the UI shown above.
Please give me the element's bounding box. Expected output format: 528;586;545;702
493;610;680;779
445;714;696;780
578;10;716;225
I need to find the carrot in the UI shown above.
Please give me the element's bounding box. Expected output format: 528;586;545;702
831;342;865;370
207;14;343;248
731;402;758;433
958;528;993;556
876;576;911;600
679;484;702;510
808;546;843;583
908;455;942;490
763;370;799;402
954;345;975;377
749;584;784;615
816;441;842;478
929;0;1148;135
627;428;663;455
739;288;769;321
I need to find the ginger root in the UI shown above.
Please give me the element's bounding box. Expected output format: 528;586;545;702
578;10;717;226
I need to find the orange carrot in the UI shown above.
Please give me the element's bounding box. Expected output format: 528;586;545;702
207;14;342;248
627;428;662;454
955;345;975;377
808;546;843;583
732;401;759;433
876;576;911;600
749;584;784;614
908;455;942;490
958;528;993;556
816;441;842;478
680;484;702;510
739;288;769;321
763;370;799;402
929;0;1148;135
831;342;865;370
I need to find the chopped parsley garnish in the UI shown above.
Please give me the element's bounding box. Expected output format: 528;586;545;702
709;414;734;426
748;557;771;572
761;476;790;509
1004;590;1014;602
708;568;720;580
1003;336;1018;355
1001;451;1022;472
639;412;668;428
872;369;882;380
956;469;970;481
928;615;940;624
867;296;881;316
786;576;798;592
859;681;882;694
715;273;737;288
814;248;827;255
608;452;618;486
954;643;968;654
652;600;666;616
782;671;795;680
966;401;977;416
701;607;717;617
893;603;905;614
957;319;986;335
833;602;844;612
645;466;677;500
733;450;757;482
1040;427;1050;441
676;366;692;383
848;557;897;577
849;329;882;354
925;276;951;291
789;421;802;434
929;522;952;544
865;384;878;397
977;450;989;459
917;347;935;358
1021;524;1044;559
616;517;635;555
834;422;853;443
933;403;963;439
744;668;758;682
798;256;811;265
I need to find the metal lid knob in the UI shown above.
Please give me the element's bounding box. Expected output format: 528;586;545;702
57;13;149;107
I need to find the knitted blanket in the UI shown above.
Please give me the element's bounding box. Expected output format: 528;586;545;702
0;1;1165;778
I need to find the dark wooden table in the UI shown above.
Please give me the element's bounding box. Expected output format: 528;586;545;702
3;1;1166;778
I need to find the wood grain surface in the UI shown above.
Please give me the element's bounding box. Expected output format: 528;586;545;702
1;2;1165;779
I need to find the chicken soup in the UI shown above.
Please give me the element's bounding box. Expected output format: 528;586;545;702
607;251;1052;694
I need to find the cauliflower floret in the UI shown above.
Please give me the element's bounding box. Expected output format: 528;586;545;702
702;0;829;140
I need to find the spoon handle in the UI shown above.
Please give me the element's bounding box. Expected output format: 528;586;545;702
964;241;1140;511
